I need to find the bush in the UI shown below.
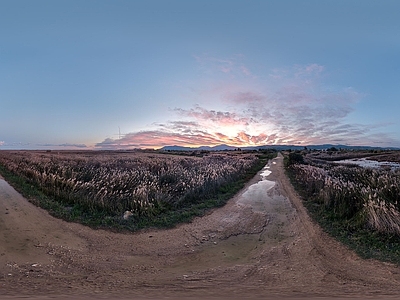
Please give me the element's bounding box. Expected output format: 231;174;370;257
287;152;304;166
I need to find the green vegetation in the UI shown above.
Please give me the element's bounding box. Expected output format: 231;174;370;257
284;151;400;264
0;150;276;231
285;151;305;166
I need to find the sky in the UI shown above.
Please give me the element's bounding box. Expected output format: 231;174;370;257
1;0;400;150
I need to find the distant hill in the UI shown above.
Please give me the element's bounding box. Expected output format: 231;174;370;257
161;144;237;151
159;144;400;152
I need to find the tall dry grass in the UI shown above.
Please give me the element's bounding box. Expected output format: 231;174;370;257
289;161;400;235
0;151;261;218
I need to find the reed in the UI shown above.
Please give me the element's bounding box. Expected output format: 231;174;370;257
0;150;274;229
289;161;400;234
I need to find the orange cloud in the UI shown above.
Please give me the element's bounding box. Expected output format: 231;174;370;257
95;63;398;149
96;130;235;149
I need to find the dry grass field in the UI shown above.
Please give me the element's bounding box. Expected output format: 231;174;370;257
1;154;400;299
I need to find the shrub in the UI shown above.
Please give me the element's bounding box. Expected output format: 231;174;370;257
287;152;304;166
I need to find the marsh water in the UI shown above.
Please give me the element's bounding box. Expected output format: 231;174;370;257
332;158;400;170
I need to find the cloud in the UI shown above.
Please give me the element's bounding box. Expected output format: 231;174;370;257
240;65;252;76
193;53;254;77
295;63;324;77
95;62;398;149
96;130;228;149
226;91;266;104
174;106;252;127
36;143;89;149
0;141;89;150
58;143;88;148
38;143;88;148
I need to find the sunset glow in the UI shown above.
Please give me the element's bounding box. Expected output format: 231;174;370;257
1;1;399;150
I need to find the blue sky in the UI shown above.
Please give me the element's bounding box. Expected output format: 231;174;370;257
1;0;400;149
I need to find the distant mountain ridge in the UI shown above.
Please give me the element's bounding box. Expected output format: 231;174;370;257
160;144;400;152
160;144;237;151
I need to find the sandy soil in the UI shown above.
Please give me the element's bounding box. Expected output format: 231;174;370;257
1;154;400;299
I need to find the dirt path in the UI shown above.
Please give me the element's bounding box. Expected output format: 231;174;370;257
1;154;400;299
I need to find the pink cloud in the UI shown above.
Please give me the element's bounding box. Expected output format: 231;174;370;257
175;106;252;127
220;65;233;73
236;131;251;143
250;133;268;144
240;65;252;76
214;132;230;140
96;129;237;149
95;62;399;149
96;126;294;149
294;63;325;78
193;53;253;78
303;63;324;75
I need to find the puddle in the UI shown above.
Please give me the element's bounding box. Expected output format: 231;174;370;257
260;168;272;178
169;158;296;275
236;163;277;213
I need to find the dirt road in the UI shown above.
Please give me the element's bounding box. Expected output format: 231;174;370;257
1;154;400;299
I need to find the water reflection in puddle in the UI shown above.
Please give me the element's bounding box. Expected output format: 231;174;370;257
260;168;272;178
237;163;278;213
